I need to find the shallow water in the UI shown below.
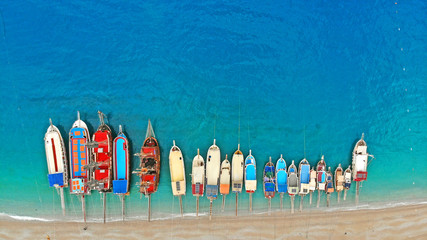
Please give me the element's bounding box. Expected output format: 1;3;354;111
0;0;426;221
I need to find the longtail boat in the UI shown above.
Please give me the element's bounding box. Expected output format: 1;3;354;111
316;156;327;208
244;150;256;213
219;155;230;212
134;120;160;221
91;111;112;223
191;149;204;217
343;166;352;200
275;154;287;211
298;158;310;211
309;167;317;205
206;139;221;220
113;125;129;221
69;111;90;228
169;140;186;217
44;118;68;216
352;133;373;204
263;157;275;215
231;144;244;216
335;164;344;203
325;167;334;207
287;160;298;214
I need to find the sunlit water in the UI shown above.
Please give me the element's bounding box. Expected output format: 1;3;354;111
0;0;426;221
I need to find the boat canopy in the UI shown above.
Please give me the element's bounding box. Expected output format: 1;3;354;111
48;173;64;187
265;182;275;192
355;155;368;171
265;166;274;176
277;171;287;192
113;180;128;194
300;165;310;184
356;145;367;154
246;165;256;180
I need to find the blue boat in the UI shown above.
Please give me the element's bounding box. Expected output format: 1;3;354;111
275;154;287;210
263;157;276;199
245;150;256;212
113;125;129;221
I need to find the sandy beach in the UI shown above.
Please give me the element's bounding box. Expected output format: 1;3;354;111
1;203;426;240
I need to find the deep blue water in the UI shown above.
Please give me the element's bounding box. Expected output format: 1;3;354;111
0;0;426;221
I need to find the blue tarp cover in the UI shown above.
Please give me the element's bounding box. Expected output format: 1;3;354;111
277;171;287;192
265;182;275;192
265;166;274;173
300;165;310;184
113;180;128;194
48;173;64;187
246;165;256;180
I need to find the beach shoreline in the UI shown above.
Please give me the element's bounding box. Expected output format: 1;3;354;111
1;202;426;240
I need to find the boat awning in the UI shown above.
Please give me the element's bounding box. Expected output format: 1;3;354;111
113;180;128;194
277;171;287;185
246;165;256;180
265;182;275;192
48;173;64;187
355;154;368;171
300;165;310;184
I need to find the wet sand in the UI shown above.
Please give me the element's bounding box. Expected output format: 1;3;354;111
1;203;426;240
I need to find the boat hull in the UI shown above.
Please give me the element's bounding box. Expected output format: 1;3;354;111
45;124;68;188
69;120;90;195
139;137;161;195
113;132;129;194
92;128;112;192
231;150;244;193
169;145;186;196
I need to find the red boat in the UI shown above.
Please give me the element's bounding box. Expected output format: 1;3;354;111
92;111;113;192
134;120;160;221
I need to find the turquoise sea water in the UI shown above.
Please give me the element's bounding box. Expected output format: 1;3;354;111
0;0;426;221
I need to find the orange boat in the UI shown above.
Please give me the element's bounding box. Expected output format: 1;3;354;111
135;120;160;221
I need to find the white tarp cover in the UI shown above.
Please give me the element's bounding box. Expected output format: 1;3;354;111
355;154;368;171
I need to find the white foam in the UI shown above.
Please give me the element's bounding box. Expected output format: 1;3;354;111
0;213;52;222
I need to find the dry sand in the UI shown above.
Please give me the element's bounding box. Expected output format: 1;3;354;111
1;203;426;240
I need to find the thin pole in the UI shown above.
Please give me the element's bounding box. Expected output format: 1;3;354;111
196;196;199;217
179;195;184;218
121;195;125;221
148;194;151;222
59;187;65;216
268;198;271;215
209;200;213;220
300;195;304;212
344;189;348;201
317;190;321;208
249;193;253;213
356;182;360;205
280;193;283;211
221;195;226;212
309;192;313;205
337;191;341;203
235;193;238;216
290;195;295;214
82;195;87;230
327;194;330;207
103;192;106;224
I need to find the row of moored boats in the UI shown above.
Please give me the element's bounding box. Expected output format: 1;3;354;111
44;111;373;226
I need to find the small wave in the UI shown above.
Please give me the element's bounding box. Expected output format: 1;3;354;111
0;213;53;222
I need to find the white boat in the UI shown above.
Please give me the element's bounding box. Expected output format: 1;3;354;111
287;160;298;213
335;164;344;203
191;149;204;217
316;155;327;208
206;139;221;219
343;166;352;201
352;133;373;204
231;144;244;216
44;118;68;216
308;167;317;205
219;155;231;212
245;150;256;212
169;140;186;217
